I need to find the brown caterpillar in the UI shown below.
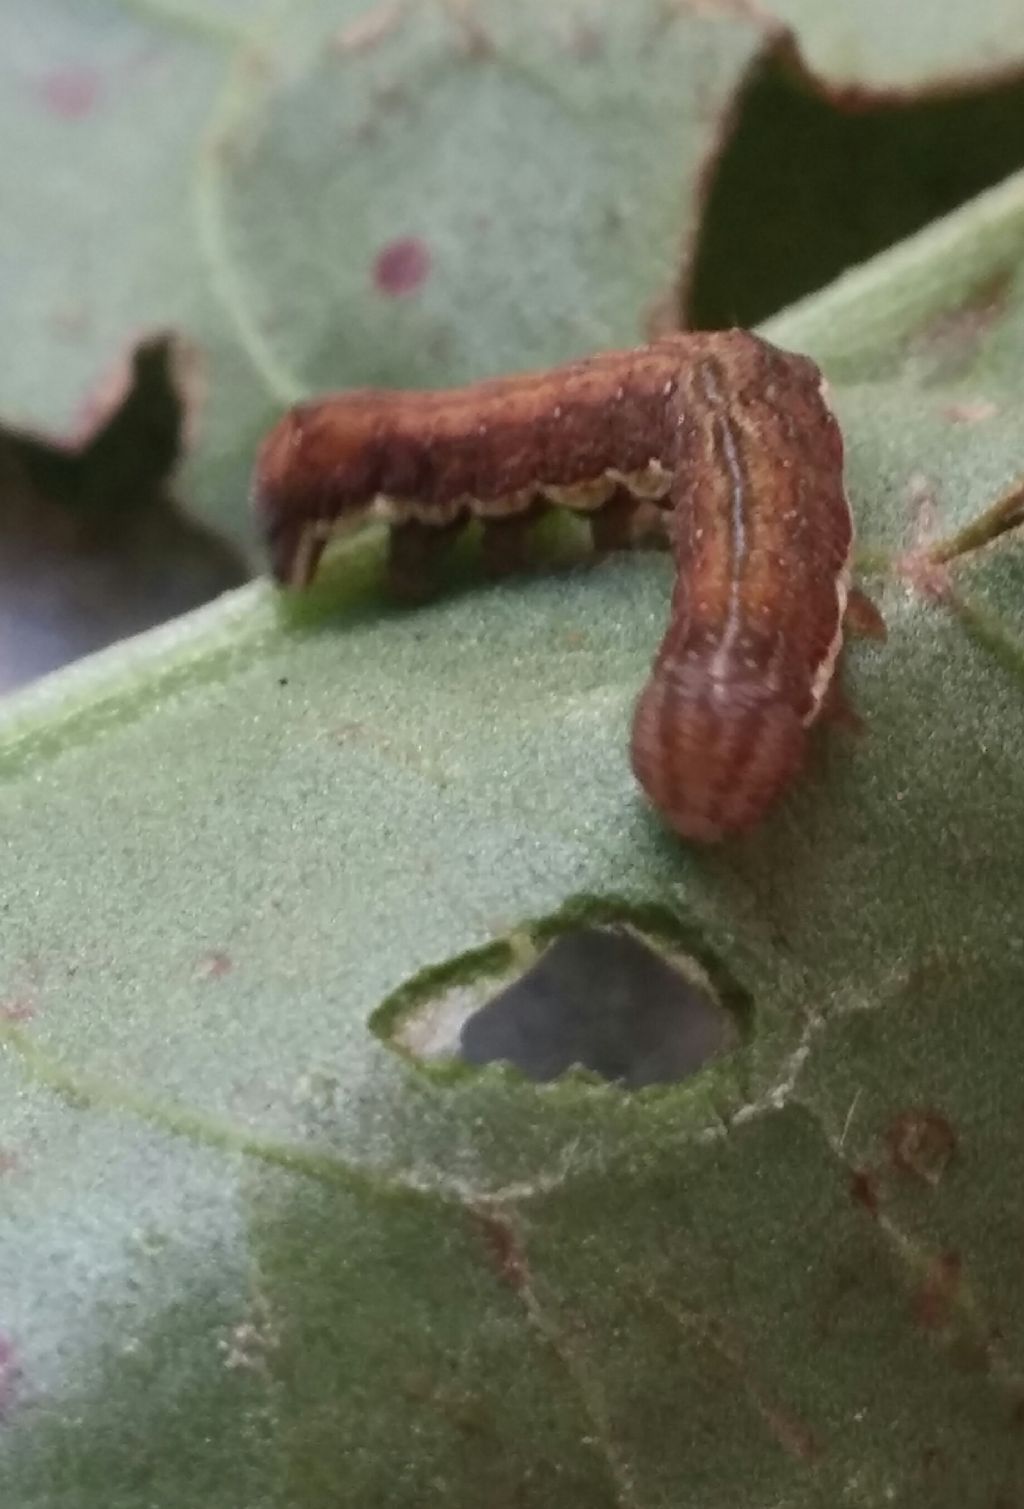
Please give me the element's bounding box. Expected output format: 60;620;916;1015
253;330;876;842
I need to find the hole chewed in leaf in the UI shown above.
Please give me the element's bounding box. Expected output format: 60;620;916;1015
375;900;748;1091
460;928;732;1089
0;332;246;692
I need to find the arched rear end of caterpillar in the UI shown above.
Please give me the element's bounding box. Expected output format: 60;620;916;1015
252;330;863;842
628;337;854;841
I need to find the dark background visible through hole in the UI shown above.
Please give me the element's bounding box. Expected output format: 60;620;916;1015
687;59;1024;331
458;927;735;1089
0;340;246;695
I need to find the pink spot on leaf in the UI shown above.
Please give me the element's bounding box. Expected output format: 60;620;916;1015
196;950;233;981
37;66;102;120
373;236;431;297
0;999;35;1023
50;304;91;340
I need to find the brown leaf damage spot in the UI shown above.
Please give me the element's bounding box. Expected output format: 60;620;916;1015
661;1302;821;1463
909;269;1013;382
849;1167;880;1218
940;398;999;425
36;66;101;120
470;1206;529;1293
195;950;233;981
912;1250;963;1331
438;0;494;59
895;473;953;598
0;999;36;1023
886;1108;957;1187
755;1397;821;1464
564;20;604;60
331;1;408;57
373;236;432;297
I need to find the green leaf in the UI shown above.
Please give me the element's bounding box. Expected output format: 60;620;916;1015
763;0;1024;86
0;0;773;687
9;0;1024;687
0;0;758;550
7;0;1024;554
4;156;1024;1502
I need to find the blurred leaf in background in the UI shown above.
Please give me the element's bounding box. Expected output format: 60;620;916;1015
6;0;1024;687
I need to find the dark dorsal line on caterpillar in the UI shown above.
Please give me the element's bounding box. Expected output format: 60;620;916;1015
253;330;883;843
